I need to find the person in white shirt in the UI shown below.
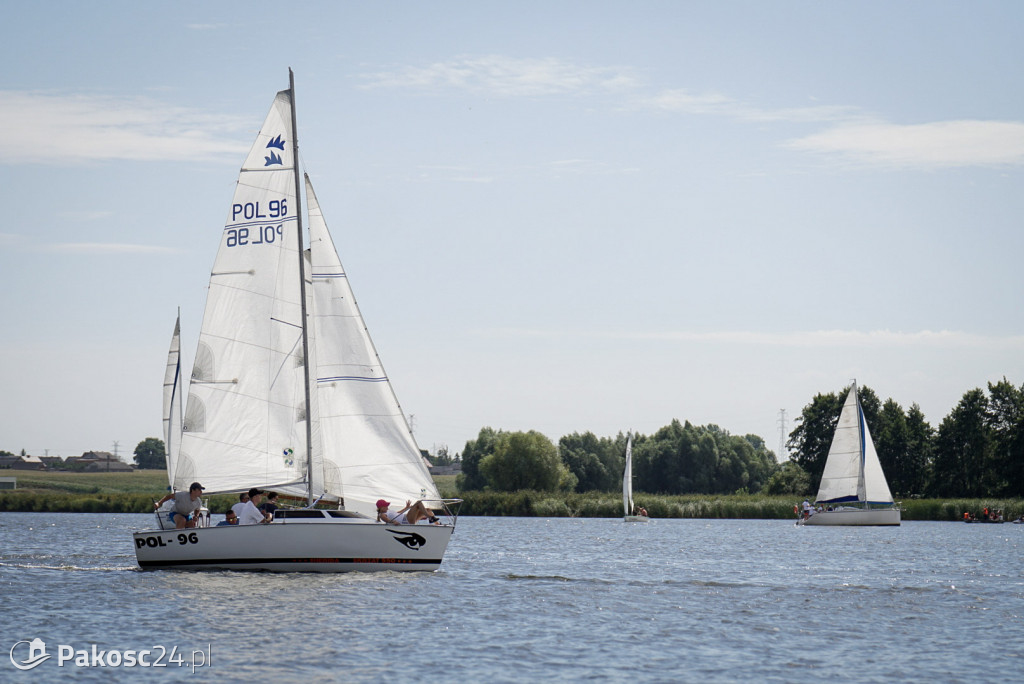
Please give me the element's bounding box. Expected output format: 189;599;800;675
230;492;250;520
238;488;271;525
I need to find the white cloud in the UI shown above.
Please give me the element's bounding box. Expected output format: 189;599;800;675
786;120;1024;169
0;90;249;165
364;55;1024;170
358;55;641;97
637;88;864;124
649;89;1024;169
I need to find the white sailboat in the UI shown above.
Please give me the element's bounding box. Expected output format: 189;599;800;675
152;312;188;530
134;71;459;571
622;434;648;522
798;381;901;526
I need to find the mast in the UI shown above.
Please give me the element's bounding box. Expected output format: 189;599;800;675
289;68;314;505
853;380;867;505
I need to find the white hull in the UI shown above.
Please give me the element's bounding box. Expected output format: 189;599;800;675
799;507;901;526
134;517;454;572
624;515;649;523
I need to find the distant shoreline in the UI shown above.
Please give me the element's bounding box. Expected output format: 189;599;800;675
1;471;1019;520
1;492;1020;521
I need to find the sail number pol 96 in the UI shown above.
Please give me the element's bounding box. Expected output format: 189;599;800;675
226;200;288;248
232;199;288;221
135;533;199;548
226;225;283;247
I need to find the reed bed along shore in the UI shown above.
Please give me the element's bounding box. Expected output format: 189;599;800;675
1;489;1021;522
1;472;1019;520
449;491;1024;521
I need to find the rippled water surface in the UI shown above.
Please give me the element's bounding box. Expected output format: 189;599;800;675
1;513;1022;681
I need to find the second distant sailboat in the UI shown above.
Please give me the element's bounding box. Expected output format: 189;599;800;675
623;434;648;522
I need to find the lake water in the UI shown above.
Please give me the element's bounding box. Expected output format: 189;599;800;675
1;513;1021;682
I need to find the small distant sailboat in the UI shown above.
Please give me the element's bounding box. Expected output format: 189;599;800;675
623;434;648;522
798;381;901;526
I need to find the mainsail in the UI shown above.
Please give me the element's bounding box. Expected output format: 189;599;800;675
176;89;308;496
814;383;895;506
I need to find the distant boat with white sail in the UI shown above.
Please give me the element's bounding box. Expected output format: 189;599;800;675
623;434;648;522
798;381;901;526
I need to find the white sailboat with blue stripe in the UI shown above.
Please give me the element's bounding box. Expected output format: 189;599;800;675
799;381;901;526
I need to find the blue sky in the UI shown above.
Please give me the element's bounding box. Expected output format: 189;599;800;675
2;1;1022;462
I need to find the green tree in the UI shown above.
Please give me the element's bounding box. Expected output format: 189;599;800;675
457;427;501;491
983;378;1024;496
133;437;166;470
930;389;989;497
634;421;778;495
479;431;576;492
739;434;780;493
763;460;812;495
903;403;934;497
874;399;909;497
558;431;615;492
635;419;689;493
689;431;719;492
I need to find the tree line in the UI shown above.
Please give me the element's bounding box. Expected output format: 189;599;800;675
457;422;778;496
10;378;1019;501
788;378;1024;499
456;378;1024;500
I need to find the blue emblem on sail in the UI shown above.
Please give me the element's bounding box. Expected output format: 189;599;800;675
264;134;285;166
